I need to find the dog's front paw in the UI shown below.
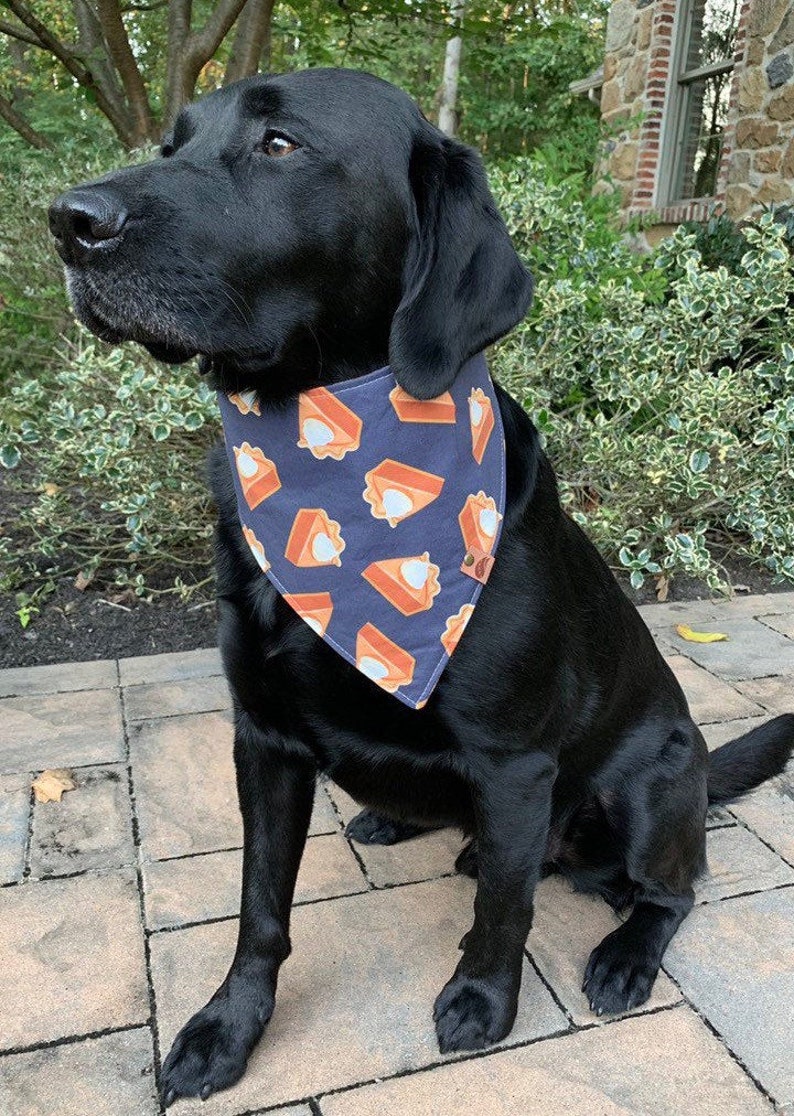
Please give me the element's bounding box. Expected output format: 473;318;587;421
161;992;272;1105
433;973;517;1054
582;929;658;1016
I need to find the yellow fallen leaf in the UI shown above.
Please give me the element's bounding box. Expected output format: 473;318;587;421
32;769;76;803
676;624;729;644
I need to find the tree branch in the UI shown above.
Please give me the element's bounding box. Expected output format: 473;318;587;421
0;19;45;48
224;0;274;84
164;0;192;125
0;92;52;149
188;0;248;69
5;0;134;143
95;0;157;142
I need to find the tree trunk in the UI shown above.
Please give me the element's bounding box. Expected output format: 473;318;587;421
95;0;159;143
0;93;52;149
438;0;465;137
224;0;275;84
164;0;249;127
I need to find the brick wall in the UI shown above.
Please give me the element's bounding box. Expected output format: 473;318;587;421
594;0;794;224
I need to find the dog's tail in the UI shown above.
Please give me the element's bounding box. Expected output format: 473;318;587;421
707;713;794;805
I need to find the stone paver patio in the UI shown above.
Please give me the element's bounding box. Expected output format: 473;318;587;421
1;592;793;1116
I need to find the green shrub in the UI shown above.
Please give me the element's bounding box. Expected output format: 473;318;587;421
2;152;793;606
0;338;219;601
489;160;794;591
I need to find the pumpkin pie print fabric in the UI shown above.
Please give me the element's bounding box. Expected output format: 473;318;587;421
218;353;506;709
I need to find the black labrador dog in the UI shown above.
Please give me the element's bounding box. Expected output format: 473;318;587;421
49;68;794;1105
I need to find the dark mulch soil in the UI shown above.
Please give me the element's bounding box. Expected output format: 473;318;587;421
0;574;218;669
1;551;789;670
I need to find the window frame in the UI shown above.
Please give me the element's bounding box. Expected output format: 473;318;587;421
657;0;737;206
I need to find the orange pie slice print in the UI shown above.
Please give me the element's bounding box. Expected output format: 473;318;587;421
469;388;495;464
362;552;441;616
389;386;456;424
234;442;281;509
441;603;474;655
285;508;345;567
363;460;445;528
283;592;334;637
356;623;416;693
297;387;363;460
459;491;502;556
242;525;270;572
228;390;261;416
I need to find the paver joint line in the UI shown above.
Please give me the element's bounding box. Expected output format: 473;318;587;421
0;1020;149;1060
119;682;165;1110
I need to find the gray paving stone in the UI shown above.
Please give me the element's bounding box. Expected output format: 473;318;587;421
0;1027;158;1116
670;617;794;680
150;876;568;1115
730;772;794;866
130;711;240;860
0;774;29;885
0;870;148;1050
758;612;794;640
0;690;125;775
311;783;341;835
118;647;222;687
124;675;231;721
130;715;338;862
528;874;681;1024
29;764;135;878
637;592;794;627
319;1005;773;1116
735;675;794;715
664;887;794;1108
143;833;367;931
664;655;764;724
697;825;794;903
701;716;768;749
0;659;117;698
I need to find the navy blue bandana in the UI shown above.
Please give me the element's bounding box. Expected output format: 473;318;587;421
217;353;505;709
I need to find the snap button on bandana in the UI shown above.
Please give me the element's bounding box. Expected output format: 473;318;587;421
218;353;506;709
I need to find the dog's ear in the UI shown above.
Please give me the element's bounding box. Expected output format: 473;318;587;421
388;131;533;399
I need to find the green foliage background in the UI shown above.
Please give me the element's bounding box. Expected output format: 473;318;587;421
1;2;793;618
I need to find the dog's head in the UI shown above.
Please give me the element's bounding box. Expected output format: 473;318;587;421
50;69;532;401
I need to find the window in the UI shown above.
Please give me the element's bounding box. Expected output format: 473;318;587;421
661;0;740;204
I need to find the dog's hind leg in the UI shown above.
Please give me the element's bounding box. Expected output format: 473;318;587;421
344;809;435;845
160;710;315;1104
583;722;708;1016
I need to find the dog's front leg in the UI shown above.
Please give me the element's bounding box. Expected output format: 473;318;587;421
434;749;555;1053
161;711;315;1105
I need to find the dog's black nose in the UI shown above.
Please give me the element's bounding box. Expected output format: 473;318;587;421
48;187;128;262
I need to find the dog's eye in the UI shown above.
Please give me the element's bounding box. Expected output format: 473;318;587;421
261;130;299;158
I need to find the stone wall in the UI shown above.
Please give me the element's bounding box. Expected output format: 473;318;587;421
724;0;794;217
595;0;659;208
593;0;794;225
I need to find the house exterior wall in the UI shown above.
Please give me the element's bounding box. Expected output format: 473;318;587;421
595;0;794;224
